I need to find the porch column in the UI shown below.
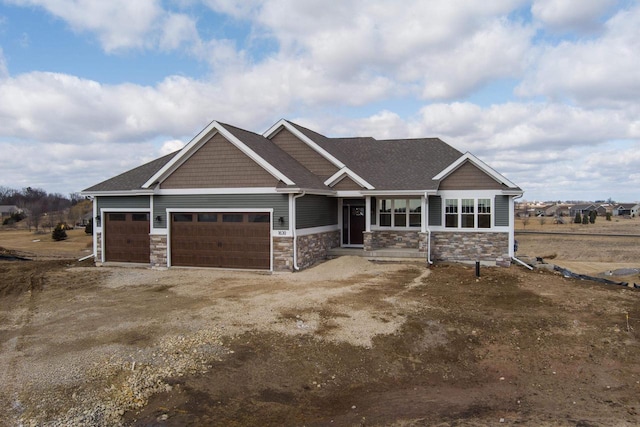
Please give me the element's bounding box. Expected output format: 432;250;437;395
421;194;427;233
365;196;371;232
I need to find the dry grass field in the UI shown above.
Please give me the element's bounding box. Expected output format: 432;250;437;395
515;215;640;280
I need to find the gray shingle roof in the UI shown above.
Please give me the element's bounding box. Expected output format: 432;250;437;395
83;119;516;193
83;152;177;192
288;121;463;190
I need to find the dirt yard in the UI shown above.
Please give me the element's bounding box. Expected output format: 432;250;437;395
1;226;640;426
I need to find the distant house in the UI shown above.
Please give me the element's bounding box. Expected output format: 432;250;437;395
0;205;20;220
614;203;640;217
545;203;571;217
595;205;608;216
569;204;596;218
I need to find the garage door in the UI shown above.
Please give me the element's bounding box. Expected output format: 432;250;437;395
104;212;150;263
170;212;271;270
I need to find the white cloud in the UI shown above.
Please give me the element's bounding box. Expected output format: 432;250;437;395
517;4;640;106
159;13;199;51
159;139;185;155
531;0;616;32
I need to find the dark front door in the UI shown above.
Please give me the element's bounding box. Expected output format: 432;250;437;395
342;204;365;246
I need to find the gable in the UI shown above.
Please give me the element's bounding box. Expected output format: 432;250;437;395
438;161;510;191
331;175;364;191
160;133;279;189
269;127;339;178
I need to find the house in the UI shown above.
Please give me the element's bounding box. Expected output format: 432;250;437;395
569;204;596;218
0;205;20;221
614;203;640;217
81;119;523;271
544;203;571;217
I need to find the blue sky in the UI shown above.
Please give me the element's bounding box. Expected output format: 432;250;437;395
0;0;639;202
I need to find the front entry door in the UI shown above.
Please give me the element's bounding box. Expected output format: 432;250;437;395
342;204;365;246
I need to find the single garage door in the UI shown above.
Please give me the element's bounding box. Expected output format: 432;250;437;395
170;212;271;270
104;212;150;263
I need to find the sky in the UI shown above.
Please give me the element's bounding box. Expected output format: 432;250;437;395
0;0;639;203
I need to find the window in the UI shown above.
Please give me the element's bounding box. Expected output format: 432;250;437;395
378;199;421;228
478;199;491;228
223;214;243;223
444;198;493;229
445;199;458;228
461;199;474;228
198;213;218;222
409;199;421;227
132;213;149;222
394;201;406;227
109;213;126;221
173;213;193;222
248;214;270;223
380;199;392;226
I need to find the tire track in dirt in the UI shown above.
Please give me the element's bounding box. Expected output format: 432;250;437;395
5;270;44;424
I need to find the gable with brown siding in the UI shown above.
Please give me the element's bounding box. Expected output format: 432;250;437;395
331;176;364;191
438;161;509;190
161;133;279;189
269;127;339;178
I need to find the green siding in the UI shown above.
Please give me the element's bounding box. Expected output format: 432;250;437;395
296;195;338;229
495;195;510;226
153;194;289;230
428;196;442;226
97;196;150;210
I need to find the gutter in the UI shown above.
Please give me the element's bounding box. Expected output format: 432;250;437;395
292;191;306;271
426;228;433;265
78;253;95;262
512;256;533;270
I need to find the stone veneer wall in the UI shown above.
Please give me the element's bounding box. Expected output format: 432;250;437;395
150;234;168;268
363;230;420;251
296;230;340;270
430;231;509;264
273;236;294;271
95;232;102;265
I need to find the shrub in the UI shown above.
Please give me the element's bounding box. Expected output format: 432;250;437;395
574;212;582;224
582;213;589;224
52;223;68;241
85;218;93;235
606;212;612;221
589;210;596;224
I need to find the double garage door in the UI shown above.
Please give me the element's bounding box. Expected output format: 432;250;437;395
170;212;271;270
104;211;271;270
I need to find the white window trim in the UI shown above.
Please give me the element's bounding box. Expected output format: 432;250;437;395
444;197;492;230
373;198;422;230
430;190;510;233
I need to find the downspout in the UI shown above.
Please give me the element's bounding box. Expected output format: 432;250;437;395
510;194;531;269
292;191;306;271
424;193;433;265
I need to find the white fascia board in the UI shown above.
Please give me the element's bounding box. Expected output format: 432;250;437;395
324;167;375;190
263;119;345;169
432;152;519;189
275;187;337;196
80;190;154;197
155;187;280;195
143;121;295;188
363;190;429;196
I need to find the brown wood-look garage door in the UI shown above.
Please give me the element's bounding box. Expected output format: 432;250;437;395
170;212;270;270
104;212;150;263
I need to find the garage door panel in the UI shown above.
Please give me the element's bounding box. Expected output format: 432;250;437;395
104;212;150;263
170;211;270;269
